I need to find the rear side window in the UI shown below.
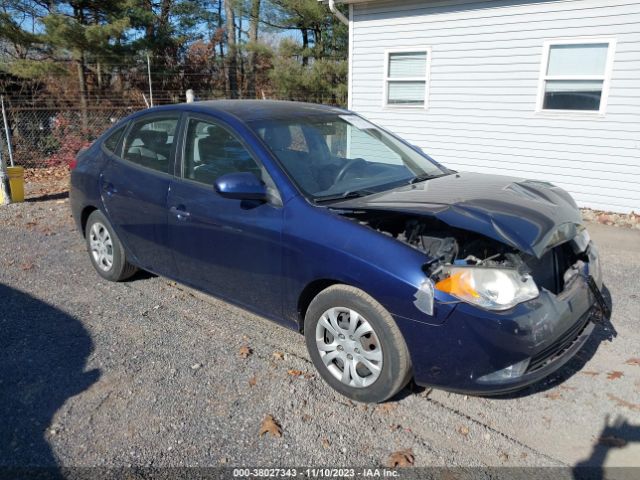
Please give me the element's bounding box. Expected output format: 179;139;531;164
122;115;180;174
103;125;126;154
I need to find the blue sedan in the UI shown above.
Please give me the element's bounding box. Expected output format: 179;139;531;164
70;101;607;402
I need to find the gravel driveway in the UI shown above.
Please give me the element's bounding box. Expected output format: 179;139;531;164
1;189;639;473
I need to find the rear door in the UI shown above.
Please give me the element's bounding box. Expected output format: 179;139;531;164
167;114;284;317
100;112;181;276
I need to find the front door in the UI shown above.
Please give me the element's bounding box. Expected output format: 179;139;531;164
167;115;284;318
100;112;180;275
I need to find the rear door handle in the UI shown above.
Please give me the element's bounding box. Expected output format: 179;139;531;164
102;182;117;196
169;205;191;220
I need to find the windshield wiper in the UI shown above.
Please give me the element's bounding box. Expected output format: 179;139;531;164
313;189;376;204
409;172;450;184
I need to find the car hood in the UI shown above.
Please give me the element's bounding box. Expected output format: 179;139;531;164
333;172;583;258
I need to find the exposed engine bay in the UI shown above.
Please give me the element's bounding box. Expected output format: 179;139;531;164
340;210;586;296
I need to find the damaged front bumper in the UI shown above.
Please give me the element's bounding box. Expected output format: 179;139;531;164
396;242;607;395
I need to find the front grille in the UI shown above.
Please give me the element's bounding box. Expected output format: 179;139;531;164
526;311;592;373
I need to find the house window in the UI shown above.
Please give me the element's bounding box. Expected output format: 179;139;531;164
537;39;616;113
384;49;430;108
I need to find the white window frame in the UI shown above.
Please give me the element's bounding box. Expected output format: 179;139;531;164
383;47;432;109
535;37;616;116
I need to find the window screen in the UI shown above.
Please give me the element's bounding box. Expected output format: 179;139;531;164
385;51;428;106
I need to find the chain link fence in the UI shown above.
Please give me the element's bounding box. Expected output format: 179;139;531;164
1;93;347;169
1;105;142;169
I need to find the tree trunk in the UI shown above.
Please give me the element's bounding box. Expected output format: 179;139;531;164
76;54;88;130
247;0;260;99
301;28;309;66
238;12;244;97
218;0;225;60
224;0;238;99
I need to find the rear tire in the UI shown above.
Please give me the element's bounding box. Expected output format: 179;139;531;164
85;210;137;282
304;285;412;403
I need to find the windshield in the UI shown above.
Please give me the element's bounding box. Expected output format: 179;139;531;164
249;114;447;201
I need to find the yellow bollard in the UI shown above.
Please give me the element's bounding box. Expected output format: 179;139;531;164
7;166;25;203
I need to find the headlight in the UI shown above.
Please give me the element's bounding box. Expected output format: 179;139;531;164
434;267;539;311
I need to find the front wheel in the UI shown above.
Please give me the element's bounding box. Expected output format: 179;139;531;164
304;285;412;403
85;210;137;282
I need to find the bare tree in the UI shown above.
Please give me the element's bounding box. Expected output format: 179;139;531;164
224;0;238;98
246;0;260;98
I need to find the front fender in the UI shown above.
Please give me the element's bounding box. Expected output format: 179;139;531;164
281;198;456;326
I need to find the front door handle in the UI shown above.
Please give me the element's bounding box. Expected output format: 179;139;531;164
169;205;191;220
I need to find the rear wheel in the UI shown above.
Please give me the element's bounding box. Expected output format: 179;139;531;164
85;210;137;281
304;285;412;403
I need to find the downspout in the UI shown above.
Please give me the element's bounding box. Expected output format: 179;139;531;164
328;0;349;26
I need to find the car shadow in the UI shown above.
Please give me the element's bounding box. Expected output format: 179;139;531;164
25;191;69;203
498;284;616;399
127;269;157;282
0;283;99;475
573;415;640;478
396;284;616;402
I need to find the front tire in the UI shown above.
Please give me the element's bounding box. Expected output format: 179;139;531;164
85;210;137;282
304;285;412;403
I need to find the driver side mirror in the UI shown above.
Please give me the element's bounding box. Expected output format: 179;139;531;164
214;172;268;201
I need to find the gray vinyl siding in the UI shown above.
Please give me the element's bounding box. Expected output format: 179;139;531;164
349;0;640;213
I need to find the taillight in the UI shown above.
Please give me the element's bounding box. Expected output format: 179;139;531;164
70;145;89;170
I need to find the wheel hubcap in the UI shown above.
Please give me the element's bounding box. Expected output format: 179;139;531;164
315;307;383;388
89;222;114;272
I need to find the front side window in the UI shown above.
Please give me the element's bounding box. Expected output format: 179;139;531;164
122;115;179;173
384;50;430;108
183;118;261;185
538;40;615;112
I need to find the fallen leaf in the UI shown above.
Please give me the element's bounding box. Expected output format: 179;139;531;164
287;369;304;377
607;371;624;380
545;392;562;400
20;262;35;271
598;435;627;448
322;438;330;448
385;448;415;468
581;371;599;377
607;394;640;411
375;403;397;414
248;376;257;387
239;345;253;359
259;414;282;438
457;425;469;437
625;358;640;366
272;351;285;361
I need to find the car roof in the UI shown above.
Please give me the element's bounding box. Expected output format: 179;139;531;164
156;100;349;122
